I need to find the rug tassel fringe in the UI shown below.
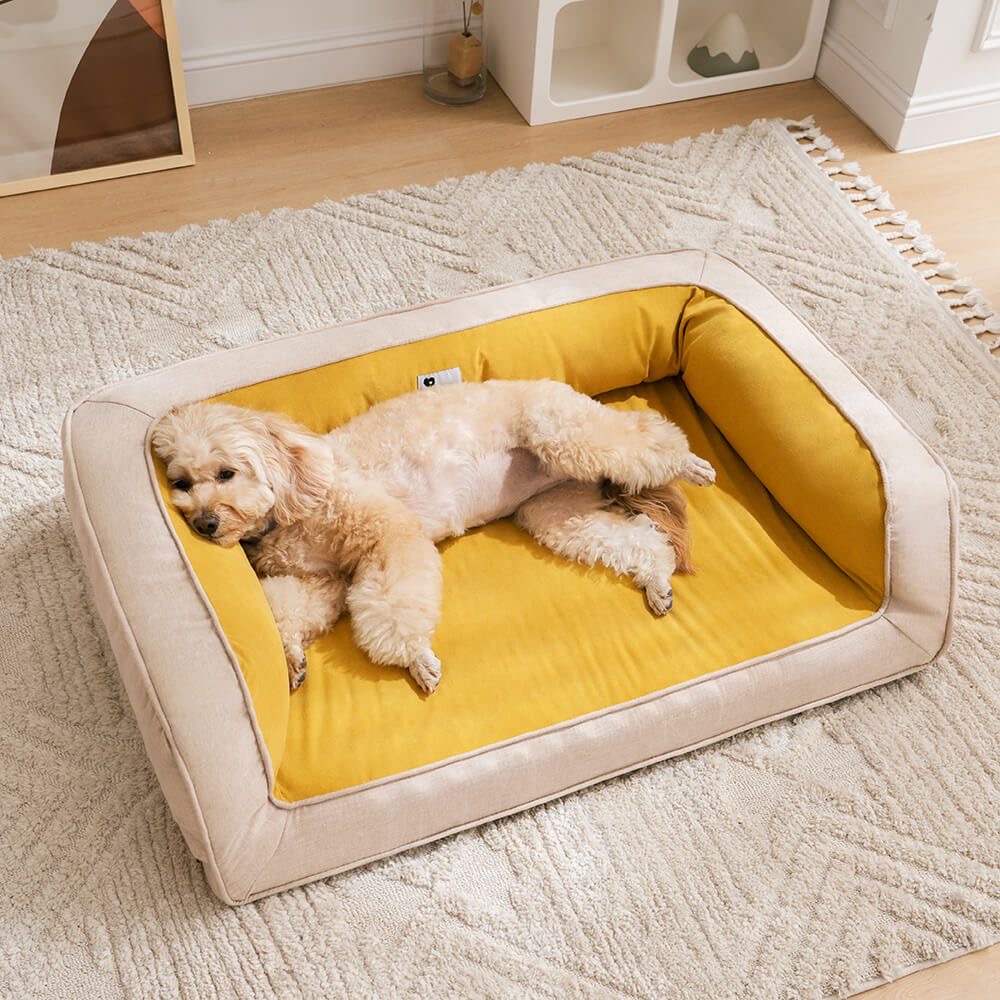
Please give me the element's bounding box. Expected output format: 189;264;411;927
784;118;999;356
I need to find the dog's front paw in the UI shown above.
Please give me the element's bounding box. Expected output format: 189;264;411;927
409;649;442;694
645;579;674;616
286;646;307;691
680;454;716;487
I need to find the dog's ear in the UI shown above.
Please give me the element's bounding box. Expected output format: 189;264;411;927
149;408;180;462
254;412;332;524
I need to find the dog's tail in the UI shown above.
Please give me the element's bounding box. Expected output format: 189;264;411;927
603;481;695;574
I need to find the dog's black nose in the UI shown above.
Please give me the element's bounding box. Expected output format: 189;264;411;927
193;513;219;537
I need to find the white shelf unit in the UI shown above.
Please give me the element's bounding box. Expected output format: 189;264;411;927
488;0;831;125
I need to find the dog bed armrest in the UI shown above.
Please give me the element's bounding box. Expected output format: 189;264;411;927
679;289;886;602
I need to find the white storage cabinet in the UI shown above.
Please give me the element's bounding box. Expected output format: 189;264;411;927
488;0;832;125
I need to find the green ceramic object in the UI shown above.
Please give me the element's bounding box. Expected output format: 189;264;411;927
687;45;760;77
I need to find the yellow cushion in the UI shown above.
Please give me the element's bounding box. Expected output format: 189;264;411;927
157;286;886;801
680;290;884;600
217;285;693;427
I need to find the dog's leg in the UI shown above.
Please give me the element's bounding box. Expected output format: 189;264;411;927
517;481;678;615
260;573;347;690
519;382;714;493
347;531;444;694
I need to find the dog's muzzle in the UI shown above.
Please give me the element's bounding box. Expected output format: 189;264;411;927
192;513;220;537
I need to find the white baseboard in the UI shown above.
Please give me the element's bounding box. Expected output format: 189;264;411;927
817;27;1000;152
898;82;1000;151
816;28;908;149
182;21;428;107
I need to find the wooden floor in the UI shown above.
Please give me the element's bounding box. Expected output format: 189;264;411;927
2;75;997;996
1;76;998;310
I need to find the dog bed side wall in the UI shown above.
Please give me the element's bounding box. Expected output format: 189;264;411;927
246;617;932;900
63;399;286;904
679;289;886;601
698;253;959;659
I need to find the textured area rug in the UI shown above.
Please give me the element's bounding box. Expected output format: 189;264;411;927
0;117;997;1000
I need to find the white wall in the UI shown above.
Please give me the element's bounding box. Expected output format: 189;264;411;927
916;1;1000;92
899;1;1000;148
174;0;422;106
817;0;1000;150
823;0;934;94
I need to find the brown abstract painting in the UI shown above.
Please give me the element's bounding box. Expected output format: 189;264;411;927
0;0;193;197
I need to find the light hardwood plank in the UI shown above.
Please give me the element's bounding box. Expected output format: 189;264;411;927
0;72;995;997
859;942;1000;998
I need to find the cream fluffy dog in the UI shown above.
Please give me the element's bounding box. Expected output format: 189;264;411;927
151;380;715;694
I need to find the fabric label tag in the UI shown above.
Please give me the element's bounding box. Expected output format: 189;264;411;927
416;367;462;390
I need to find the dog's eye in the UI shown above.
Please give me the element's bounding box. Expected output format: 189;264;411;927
218;469;236;481
172;478;192;492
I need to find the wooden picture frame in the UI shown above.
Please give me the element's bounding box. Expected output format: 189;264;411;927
0;0;194;198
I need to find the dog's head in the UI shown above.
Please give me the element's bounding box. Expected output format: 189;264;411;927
151;402;332;547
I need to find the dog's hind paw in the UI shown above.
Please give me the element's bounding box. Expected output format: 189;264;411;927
409;649;442;694
680;454;716;487
645;580;674;616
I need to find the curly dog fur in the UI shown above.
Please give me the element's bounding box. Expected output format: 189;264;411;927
151;379;715;694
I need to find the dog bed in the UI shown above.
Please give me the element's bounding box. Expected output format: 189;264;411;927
63;250;957;904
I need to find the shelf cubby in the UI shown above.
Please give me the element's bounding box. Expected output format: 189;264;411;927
549;0;663;104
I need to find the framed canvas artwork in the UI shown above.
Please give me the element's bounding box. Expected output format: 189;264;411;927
0;0;194;197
